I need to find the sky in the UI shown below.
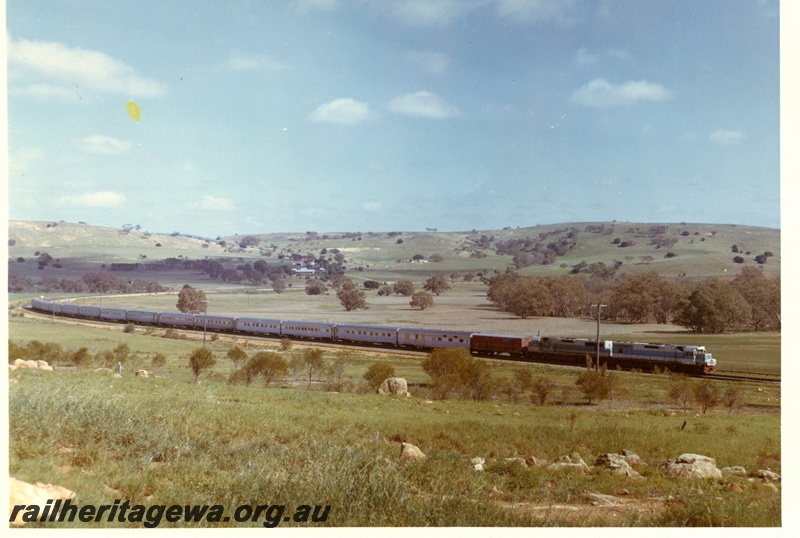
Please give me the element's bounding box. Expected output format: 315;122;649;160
5;0;782;238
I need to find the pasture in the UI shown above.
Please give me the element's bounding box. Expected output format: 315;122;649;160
9;311;783;527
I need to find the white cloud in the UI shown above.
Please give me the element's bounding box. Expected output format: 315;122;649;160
199;196;235;211
388;91;461;119
406;50;452;75
495;0;578;24
373;0;471;26
56;191;126;208
225;50;287;71
308;98;376;124
8;38;166;101
574;47;629;66
9;147;45;173
710;129;746;145
570;79;671;107
80;135;132;155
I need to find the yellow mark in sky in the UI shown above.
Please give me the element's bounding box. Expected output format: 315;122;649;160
126;101;141;122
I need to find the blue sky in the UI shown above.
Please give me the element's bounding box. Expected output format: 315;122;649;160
6;0;781;237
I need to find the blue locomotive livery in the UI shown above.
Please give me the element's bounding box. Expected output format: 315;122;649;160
29;298;716;374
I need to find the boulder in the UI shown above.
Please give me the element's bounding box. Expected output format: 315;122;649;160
9;477;76;527
757;470;781;482
471;457;485;471
399;442;426;461
594;453;642;478
660;453;722;479
135;369;149;378
548;453;589;473
721;466;748;477
378;377;410;396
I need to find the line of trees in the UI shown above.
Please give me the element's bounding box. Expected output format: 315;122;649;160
487;267;780;333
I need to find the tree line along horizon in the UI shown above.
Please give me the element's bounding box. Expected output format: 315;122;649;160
171;263;777;334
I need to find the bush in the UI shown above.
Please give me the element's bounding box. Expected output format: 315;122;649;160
363;362;395;390
123;323;136;334
575;370;610;404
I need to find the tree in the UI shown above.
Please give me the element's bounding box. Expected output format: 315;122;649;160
693;380;719;414
575;370;610;404
721;384;744;413
251;351;288;387
731;267;781;330
177;285;207;313
301;348;325;388
363;362;395;390
393;280;415;296
271;278;287;294
667;374;695;410
423;275;451;296
675;281;751;333
531;376;555;405
227;346;248;371
506;278;554;319
429;254;444;263
337;285;367;311
189;347;216;383
546;276;589;318
409;291;434;310
305;279;327;295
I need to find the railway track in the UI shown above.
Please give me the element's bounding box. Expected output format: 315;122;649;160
697;373;780;384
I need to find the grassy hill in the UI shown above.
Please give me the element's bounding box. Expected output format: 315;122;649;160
8;220;781;285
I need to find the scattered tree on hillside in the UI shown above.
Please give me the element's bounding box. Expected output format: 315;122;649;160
305;279;327;295
337;285;367;311
423;275;451;296
731;267;781;330
409;291;434;310
393;280;415;296
189;347;216;383
301;348;325;389
177;285;207;313
227;346;248;371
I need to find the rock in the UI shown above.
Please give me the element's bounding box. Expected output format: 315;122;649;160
593;453;642;478
547;463;586;474
757;470;781;482
728;482;744;493
399;442;426;461
526;456;547;467
660;453;722;479
762;482;779;494
471;457;485;471
9;477;76;527
721;466;748;477
504;457;528;469
621;449;643;466
135;369;149;378
378;377;410;396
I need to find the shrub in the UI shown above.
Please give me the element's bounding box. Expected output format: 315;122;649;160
123;323;136;334
363;362;395;390
575;370;610;404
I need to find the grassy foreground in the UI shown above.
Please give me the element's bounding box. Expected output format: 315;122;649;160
9;365;780;527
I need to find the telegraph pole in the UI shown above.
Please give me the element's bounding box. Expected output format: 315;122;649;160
591;303;607;372
202;300;208;347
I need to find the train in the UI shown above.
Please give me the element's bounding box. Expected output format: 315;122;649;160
28;298;717;374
